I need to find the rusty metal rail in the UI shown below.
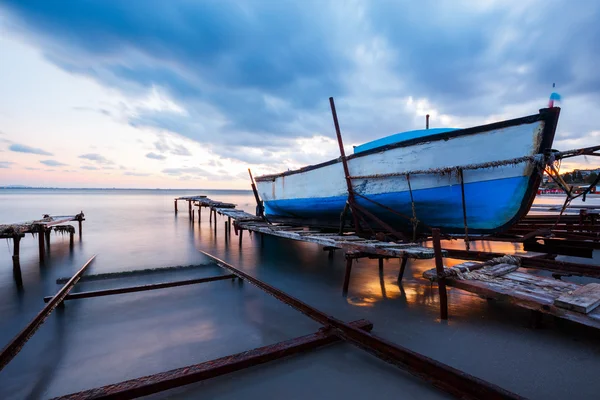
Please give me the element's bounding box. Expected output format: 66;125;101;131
199;250;522;400
52;319;373;399
0;255;96;371
43;274;236;303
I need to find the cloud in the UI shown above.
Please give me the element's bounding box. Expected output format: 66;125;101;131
2;0;600;168
0;161;13;168
151;137;192;157
145;152;166;160
161;166;235;181
80;165;98;170
9;143;52;155
40;159;67;167
79;153;114;165
123;171;151;177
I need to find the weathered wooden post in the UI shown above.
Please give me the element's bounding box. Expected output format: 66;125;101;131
432;228;448;320
198;205;201;223
69;229;74;248
174;199;178;214
44;227;51;249
342;254;353;295
188;200;192;220
397;256;408;282
378;258;384;273
209;207;212;224
37;226;45;263
239;228;243;246
77;215;83;240
12;234;21;272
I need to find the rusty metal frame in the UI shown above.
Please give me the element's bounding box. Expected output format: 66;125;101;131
199;250;522;400
52;320;374;400
0;255;97;371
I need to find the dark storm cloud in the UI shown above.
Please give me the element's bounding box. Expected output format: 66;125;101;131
3;0;600;164
9;144;52;155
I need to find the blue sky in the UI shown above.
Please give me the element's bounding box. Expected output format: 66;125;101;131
1;0;599;188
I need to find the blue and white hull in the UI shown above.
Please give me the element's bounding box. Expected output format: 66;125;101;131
255;108;560;235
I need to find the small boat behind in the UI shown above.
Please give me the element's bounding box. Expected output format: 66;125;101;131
254;107;560;235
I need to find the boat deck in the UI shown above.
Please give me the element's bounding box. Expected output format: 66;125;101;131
424;260;600;329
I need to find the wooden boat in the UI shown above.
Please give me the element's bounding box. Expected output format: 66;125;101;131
254;107;560;235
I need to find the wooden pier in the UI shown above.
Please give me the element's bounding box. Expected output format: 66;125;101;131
177;194;600;329
424;258;600;329
0;213;85;276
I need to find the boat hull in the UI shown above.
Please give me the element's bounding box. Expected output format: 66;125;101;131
255;108;560;234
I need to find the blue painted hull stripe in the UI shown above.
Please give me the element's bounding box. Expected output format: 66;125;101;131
263;176;529;231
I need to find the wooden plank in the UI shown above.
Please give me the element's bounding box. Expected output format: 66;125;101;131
485;263;519;277
555;283;600;314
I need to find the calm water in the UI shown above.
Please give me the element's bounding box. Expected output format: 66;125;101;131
0;189;599;399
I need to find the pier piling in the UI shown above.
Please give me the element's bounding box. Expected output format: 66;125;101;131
343;256;353;295
432;228;448;320
397;256;408;282
12;234;22;272
37;227;45;263
174;199;178;213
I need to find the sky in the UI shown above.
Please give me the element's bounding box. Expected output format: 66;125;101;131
0;0;599;189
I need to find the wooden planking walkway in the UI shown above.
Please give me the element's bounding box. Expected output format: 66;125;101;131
424;261;600;329
0;214;83;238
211;207;438;259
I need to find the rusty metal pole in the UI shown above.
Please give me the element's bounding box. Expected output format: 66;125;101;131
248;168;264;218
432;228;448;320
329;97;361;235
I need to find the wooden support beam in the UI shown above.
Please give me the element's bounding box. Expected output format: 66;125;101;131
238;228;243;246
398;256;408;282
0;255;96;371
174;199;178;213
43;274;236;302
69;231;74;248
343;256;353;295
188;200;192;220
51;319;373;400
78;216;83;240
432;228;448;320
378;258;384;272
